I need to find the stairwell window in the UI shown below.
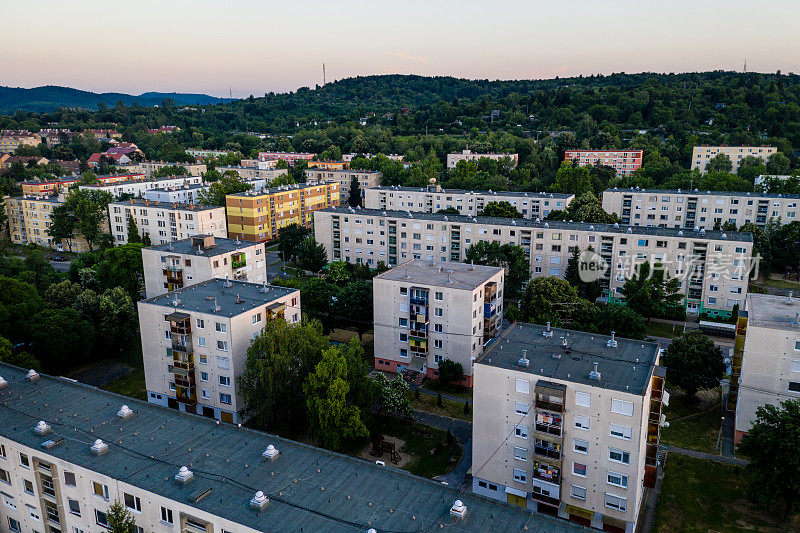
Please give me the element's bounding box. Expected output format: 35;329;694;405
515;425;528;439
571;485;587;500
220;394;232;405
574;415;590;431
607;471;628;489
160;507;173;525
573;438;589;454
513;447;527;461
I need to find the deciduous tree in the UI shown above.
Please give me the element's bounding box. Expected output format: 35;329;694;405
662;330;724;397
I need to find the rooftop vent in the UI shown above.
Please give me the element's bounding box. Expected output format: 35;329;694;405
678;230;683;236
259;282;270;293
211;297;221;312
42;437;64;449
517;349;530;367
262;444;280;461
606;331;618;348
175;466;194;484
26;369;39;382
450;499;467;519
589;362;602;381
223;276;232;287
91;439;109;455
0;376;6;389
722;233;728;240
117;405;134;419
34;421;52;436
543;322;553;337
626;227;632;234
250;491;269;510
613;222;619;228
788;291;794;303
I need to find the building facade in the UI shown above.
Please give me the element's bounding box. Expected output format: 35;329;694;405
20;178;78;196
108;199;226;246
364;182;573;219
0;131;41;153
142;235;268;298
123;161;207;178
691;146;777;173
563;150;643;177
215;165;288;184
305;169;382;203
257;151;315;165
226;182;340;242
4;195;94;252
472;323;666;533
140;184;210;204
446;150;518;169
186;148;232;159
314;208;754;317
373;260;504;386
732;293;800;443
80;175;203;198
602;187;800;229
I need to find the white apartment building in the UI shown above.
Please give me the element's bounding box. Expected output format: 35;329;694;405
733;293;800;443
122;161;207;178
185;148;231;159
80;175;203;198
472;323;666;533
138;278;301;424
141;183;210;204
305;169;382;204
142;235;268;298
314;208;754;318
108;199;226;246
602;187;800;229
446;149;518;169
342;153;405;162
216;165;288;185
0;363;580;533
563;150;643;177
364;182;574;219
373;260;504;386
691;146;776;173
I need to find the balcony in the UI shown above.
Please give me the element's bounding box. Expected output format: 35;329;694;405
410;296;428;306
533;460;561;484
533;440;561;461
484;281;498;302
231;252;246;270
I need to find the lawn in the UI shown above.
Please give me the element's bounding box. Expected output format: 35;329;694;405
409;391;471;421
102;369;147;401
654;453;797;532
422;380;474;400
329;328;374;359
645;321;691;340
660;387;721;453
762;276;800;290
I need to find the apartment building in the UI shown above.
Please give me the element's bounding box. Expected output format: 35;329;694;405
108;199;226;246
83;128;122;140
0;363;581;533
563;150;643;177
186;148;231;159
314;208;753;317
446;149;518;169
142;235;267;298
342;152;405;162
691;146;777;173
4;195;94;252
257;151;315;165
305;168;382;203
123;161;207;178
364;182;574;219
138;278;300;423
226;182;340;242
0;130;41;153
373;260;504;386
215;165;288;184
20;178;78;196
732;293;800;443
472;323;665;532
141;183;210;204
80;175;203;198
602;187;800;229
38;128;75;148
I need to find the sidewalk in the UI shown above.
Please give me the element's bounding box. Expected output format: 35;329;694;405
412;385;473;406
660;444;749;466
413;410;473;487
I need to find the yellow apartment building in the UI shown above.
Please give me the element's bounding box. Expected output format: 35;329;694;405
4;195;94;252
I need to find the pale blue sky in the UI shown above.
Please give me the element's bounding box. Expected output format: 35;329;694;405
2;0;798;97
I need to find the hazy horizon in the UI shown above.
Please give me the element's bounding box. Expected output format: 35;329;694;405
3;0;799;99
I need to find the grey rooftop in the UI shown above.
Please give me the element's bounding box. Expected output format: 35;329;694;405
375;259;502;290
370;185;574;199
0;363;584;533
605;186;800;200
109;199;221;211
320;207;753;242
744;293;800;330
144;236;260;257
141;278;298;318
477;322;662;395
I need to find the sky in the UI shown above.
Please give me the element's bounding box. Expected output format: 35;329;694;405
2;0;799;98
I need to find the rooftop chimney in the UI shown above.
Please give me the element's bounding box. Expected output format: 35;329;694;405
175;466;194;484
262;444;280;461
450;499;467;519
117;405;134;419
34;421;52;436
606;331;618;348
250;491;269;510
91;439;109;455
543;322;553;337
789;291;794;303
0;376;6;389
589;362;602;381
517;349;529;367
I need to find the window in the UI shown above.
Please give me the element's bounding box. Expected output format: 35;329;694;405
515;402;529;416
513;447;527;461
252;313;262;324
220;393;232;405
789;382;800;393
0;468;10;484
0;443;5;458
217;340;228;351
792;359;800;373
604;492;627;512
96;509;109;527
398;318;408;327
434;291;443;300
796;340;800;351
573;463;587;477
196;318;204;329
124;493;141;512
607;471;629;489
93;481;109;500
609;448;630;465
513;468;527;483
160;507;173;524
217;356;229;370
200;372;209;382
2;492;15;509
515;379;530;394
571;485;587;500
19;453;29;468
434;339;443;349
215;322;227;333
574;438;589;454
515;425;528;439
64;471;76;487
611;399;634;416
68;499;81;516
574;415;590;431
198;336;206;347
7;517;21;533
575;391;591;407
434;308;443;317
609;423;632;440
219;376;231;387
201;389;210;399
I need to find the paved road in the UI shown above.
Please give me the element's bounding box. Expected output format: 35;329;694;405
265;251;291;282
660;444;749;466
49;260;71;273
413;410;473;487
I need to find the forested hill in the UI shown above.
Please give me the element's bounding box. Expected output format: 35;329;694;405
0;85;233;113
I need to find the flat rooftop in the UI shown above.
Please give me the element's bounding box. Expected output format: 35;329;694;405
227;182;336;198
145;236;260;257
375;259;502;290
109;199;221;211
605;187;800;200
320;207;753;242
745;293;800;330
0;363;582;533
477;323;661;395
81;176;197;188
141;278;298;318
369;185;573;199
307;169;383;175
148;183;209;192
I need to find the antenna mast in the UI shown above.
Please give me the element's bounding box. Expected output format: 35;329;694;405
743;59;747;73
322;62;326;86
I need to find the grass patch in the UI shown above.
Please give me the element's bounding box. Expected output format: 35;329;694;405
329;328;374;359
422;380;474;400
645;321;689;339
102;369;147;401
654;453;797;532
660;388;721;453
409;391;471;421
763;277;800;289
368;415;461;478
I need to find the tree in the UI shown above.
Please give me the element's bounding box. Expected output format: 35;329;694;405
347;176;361;207
29;308;94;370
277;223;310;262
373;373;412;419
554;162;593;196
44;280;83;309
126;215;141;244
662;330;724;397
477;201;523;218
620;262;685;322
547;192;618;223
0;335;42;371
464;241;529;295
437;359;464;384
239;319;328;429
766;152;791;175
303;346;369;450
436;207;460;215
519;276;580;326
739;399;800;519
196;175;252;206
706;153;732;173
50;189;114;251
95;244;144;300
96;287;138;351
334;280;373;340
565;247;602;301
106;500;138;533
296;237;328;273
592;305;646;340
80;171;98;185
0;276;41;340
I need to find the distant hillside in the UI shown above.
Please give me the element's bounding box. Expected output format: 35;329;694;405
0;85;235;113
